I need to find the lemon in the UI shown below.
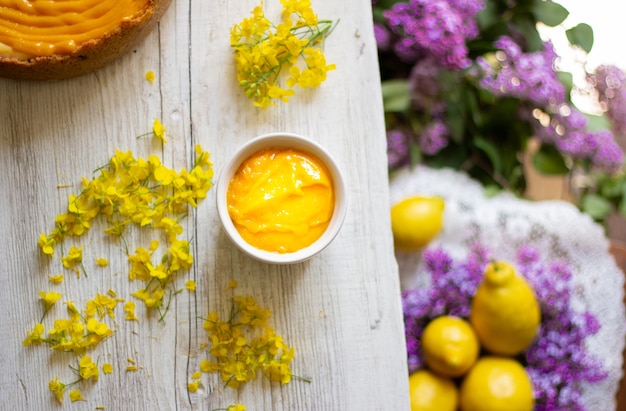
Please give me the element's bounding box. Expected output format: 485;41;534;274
390;196;444;250
459;356;534;411
469;260;541;356
408;369;458;411
421;315;479;377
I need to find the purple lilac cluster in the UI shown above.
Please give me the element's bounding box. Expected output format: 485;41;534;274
403;243;488;370
479;36;624;173
402;243;607;410
524;107;624;173
478;37;566;106
387;128;412;168
382;0;484;70
589;65;626;138
384;57;452;165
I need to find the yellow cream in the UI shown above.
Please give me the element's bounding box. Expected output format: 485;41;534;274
0;0;149;57
227;147;335;254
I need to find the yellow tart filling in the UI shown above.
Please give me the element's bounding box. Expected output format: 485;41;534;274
0;0;150;57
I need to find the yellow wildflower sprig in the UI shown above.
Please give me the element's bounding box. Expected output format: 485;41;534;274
37;144;213;259
52;356;101;404
231;0;338;108
39;291;62;323
197;295;306;390
24;293;116;353
36;145;213;314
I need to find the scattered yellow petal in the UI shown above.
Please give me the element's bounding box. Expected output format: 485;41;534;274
69;389;86;402
145;70;155;83
96;257;109;267
186;279;197;291
49;274;64;284
127;357;136;364
124;301;139;322
227;280;238;289
102;363;114;374
191;371;202;380
187;380;200;393
126;366;138;372
152;118;167;143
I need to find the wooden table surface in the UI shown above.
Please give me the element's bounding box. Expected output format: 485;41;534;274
0;1;409;409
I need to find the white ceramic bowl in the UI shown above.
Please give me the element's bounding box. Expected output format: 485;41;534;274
216;132;347;264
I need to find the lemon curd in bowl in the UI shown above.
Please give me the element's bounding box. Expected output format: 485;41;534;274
216;133;347;264
0;0;172;80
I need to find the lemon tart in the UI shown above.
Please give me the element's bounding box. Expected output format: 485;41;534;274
0;0;172;80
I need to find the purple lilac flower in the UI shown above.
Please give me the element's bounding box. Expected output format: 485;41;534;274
522;106;624;173
386;128;411;168
383;0;484;70
589;65;626;137
408;57;446;113
419;121;449;155
373;22;391;51
479;37;566;106
402;242;607;410
589;129;624;173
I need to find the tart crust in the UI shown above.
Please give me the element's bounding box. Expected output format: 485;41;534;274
0;0;173;81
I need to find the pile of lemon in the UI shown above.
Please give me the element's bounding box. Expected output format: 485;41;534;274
409;260;541;411
390;197;541;411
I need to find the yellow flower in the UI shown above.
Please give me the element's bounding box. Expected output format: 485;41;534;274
231;1;336;108
86;317;114;338
153;118;167;143
168;239;193;272
102;363;114;374
39;291;62;307
69;389;86;402
145;70;155;83
202;295;297;390
228;404;247;411
187;380;200;393
38;233;56;255
124;301;139;322
48;376;66;405
23;323;45;346
79;355;100;381
85;293;118;319
96;257;109;267
61;246;83;269
132;288;165;309
186;280;197;291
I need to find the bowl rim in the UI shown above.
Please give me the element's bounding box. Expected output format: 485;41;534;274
215;132;347;264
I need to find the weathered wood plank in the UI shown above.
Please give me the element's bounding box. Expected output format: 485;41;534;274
0;1;409;409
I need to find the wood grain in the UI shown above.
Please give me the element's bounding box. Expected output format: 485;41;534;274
0;0;409;409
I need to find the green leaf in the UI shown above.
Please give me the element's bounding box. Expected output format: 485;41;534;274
582;194;613;221
512;14;544;52
476;1;499;31
532;1;569;27
381;80;410;113
531;144;569;175
375;0;406;10
483;184;502;198
474;136;502;174
584;113;610;132
408;143;422;167
557;71;573;97
566;23;594;53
